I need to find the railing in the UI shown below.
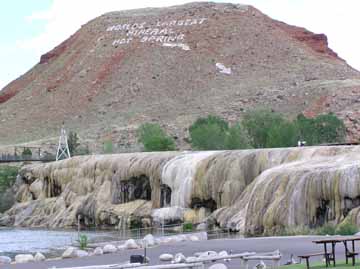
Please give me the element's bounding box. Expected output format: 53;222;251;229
0;153;55;162
80;222;237;247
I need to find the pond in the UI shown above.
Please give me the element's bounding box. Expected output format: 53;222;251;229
0;228;119;258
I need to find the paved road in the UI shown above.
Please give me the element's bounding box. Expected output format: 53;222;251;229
3;236;359;269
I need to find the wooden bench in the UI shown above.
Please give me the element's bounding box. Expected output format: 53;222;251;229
298;253;330;269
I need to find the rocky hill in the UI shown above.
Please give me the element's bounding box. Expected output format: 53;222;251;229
0;2;360;151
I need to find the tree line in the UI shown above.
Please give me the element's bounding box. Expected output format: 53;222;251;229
137;109;346;151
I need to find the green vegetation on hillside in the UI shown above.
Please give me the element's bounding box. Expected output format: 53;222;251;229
190;110;346;150
137;109;346;152
138;123;176;151
189;115;251;150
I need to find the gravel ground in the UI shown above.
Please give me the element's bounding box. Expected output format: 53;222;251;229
4;235;359;269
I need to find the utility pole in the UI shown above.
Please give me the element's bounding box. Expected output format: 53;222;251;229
56;122;71;161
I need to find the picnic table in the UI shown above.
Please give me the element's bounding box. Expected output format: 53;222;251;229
312;236;360;267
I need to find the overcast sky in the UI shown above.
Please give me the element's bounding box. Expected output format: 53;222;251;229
0;0;359;90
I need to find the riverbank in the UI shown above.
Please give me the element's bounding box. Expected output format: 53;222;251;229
0;228;120;259
4;235;355;269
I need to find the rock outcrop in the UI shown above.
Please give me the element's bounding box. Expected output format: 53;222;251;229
2;146;360;235
0;2;359;150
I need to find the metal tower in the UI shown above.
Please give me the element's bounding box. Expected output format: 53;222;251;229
56;123;71;161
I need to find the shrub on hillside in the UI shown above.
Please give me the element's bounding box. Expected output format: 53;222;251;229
21;148;32;157
189;115;229;150
138;123;175;151
242;109;285;148
224;123;252;150
103;140;114;154
266;120;298;148
296;113;346;145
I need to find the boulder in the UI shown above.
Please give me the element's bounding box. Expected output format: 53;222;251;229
186;256;198;263
124;239;139;249
0;256;11;264
76;250;89;257
194;252;203;257
174;253;186;263
143;234;155;246
159;253;174;261
199;251;217;258
15;254;34;263
218;251;228;257
117;245;126;251
62;247;78;259
93;247;103;255
209;263;228;269
103;244;117;253
34;252;46;261
152;207;185;225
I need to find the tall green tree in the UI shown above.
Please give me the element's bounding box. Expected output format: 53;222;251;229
225;123;252;150
189;115;229;150
296;113;346;145
68;131;80;156
242;109;285;148
266;120;298;148
138;123;176;151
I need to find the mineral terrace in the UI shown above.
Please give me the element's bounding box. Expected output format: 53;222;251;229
2;146;360;236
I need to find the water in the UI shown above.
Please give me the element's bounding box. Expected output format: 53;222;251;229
0;228;119;258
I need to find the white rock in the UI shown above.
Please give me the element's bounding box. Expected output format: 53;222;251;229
143;234;156;246
76;250;89;257
209;263;228;269
199;251;217;258
218;251;228;257
34;252;46;261
194;252;203;257
124;239;139;249
0;256;11;264
159;253;174;261
117;245;126;251
103;244;117;253
189;235;199;241
152;207;185;224
15;254;34;263
216;63;232;75
93;247;103;255
186;256;198;263
174;253;186;263
62;247;78;259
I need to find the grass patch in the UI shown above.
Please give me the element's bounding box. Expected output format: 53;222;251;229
281;260;360;269
254;223;359;237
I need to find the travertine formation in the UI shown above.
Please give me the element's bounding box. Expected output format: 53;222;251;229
2;146;360;235
0;2;359;151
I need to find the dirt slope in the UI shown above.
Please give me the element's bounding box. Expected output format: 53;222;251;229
0;2;359;151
